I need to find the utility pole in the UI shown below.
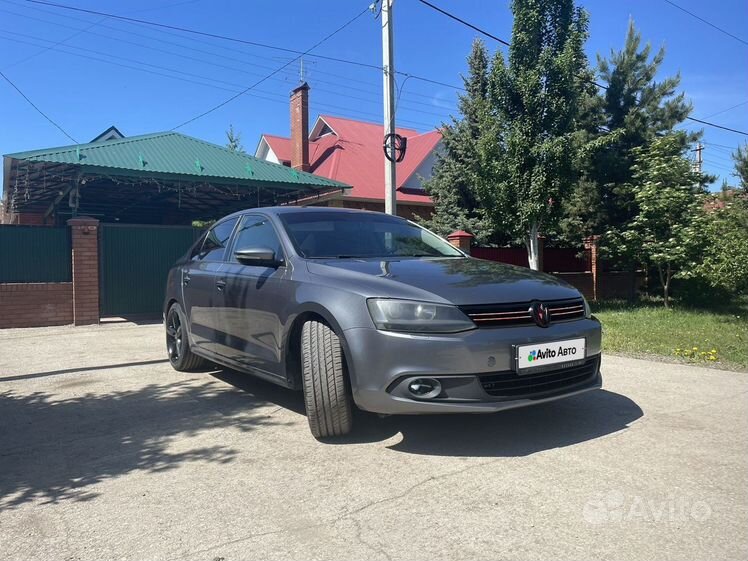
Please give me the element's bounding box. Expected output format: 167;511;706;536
693;142;703;173
381;0;397;215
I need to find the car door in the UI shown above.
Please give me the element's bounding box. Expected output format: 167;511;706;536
181;217;238;355
213;213;288;378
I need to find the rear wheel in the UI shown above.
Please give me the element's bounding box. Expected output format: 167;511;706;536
301;320;353;438
165;303;206;371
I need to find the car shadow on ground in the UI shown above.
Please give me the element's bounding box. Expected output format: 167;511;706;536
0;366;290;510
211;368;643;458
0;364;641;509
353;390;643;456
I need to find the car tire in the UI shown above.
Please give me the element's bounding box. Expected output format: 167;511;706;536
165;302;206;372
301;320;353;438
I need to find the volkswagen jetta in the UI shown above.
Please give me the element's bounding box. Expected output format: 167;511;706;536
164;207;602;438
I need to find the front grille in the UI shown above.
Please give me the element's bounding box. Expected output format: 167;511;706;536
461;298;585;328
480;357;598;398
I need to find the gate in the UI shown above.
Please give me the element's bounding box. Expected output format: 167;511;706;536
99;224;202;316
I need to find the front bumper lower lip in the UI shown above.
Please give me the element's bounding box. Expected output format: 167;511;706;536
354;368;602;414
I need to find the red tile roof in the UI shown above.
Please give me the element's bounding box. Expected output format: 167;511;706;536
260;115;441;204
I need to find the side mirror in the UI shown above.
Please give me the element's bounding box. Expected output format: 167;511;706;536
234;247;282;267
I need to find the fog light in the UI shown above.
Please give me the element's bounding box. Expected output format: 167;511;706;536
407;378;442;399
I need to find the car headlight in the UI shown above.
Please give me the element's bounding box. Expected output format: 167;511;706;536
367;298;476;333
583;297;592;318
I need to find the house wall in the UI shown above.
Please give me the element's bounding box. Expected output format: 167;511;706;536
256;139;280;164
401;148;440;190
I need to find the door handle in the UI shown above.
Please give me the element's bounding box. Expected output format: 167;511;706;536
183;273;191;286
215;278;227;291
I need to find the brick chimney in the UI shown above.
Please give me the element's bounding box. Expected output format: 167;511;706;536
290;82;310;171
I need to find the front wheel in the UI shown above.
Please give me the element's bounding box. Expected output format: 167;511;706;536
301;320;353;438
165;303;206;371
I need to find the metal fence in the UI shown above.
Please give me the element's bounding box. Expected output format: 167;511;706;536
99;223;202;316
0;225;72;282
471;246;590;273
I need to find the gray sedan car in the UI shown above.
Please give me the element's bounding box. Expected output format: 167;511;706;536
164;207;602;438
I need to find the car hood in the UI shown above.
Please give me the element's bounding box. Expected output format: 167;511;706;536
305;257;581;305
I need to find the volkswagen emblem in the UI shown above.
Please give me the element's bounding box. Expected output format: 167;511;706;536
530;302;550;328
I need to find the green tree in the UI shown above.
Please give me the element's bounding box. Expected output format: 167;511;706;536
476;0;590;270
226;124;246;154
733;143;748;189
611;134;707;307
563;20;694;246
691;194;748;295
421;39;492;242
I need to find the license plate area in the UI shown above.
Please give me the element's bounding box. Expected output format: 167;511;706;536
515;337;586;374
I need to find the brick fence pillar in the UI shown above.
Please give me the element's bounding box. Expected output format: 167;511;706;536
67;217;100;325
447;230;474;255
584;235;601;302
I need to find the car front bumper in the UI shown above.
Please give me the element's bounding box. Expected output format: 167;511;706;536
342;317;603;415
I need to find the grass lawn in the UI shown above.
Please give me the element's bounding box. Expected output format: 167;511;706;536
591;298;748;371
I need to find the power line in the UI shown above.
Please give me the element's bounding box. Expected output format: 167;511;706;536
7;0;301;68
12;0;461;116
2;15;105;70
701;100;748;119
703;141;740;152
169;7;375;129
663;0;748;47
0;30;444;130
0;6;456;117
39;0;743;136
686;116;748;136
704;146;737;158
703;148;737;162
22;0;465;95
417;0;510;47
0;68;77;142
705;156;736;167
26;0;383;72
3;0;207;69
0;31;442;131
706;163;735;173
416;0;748;136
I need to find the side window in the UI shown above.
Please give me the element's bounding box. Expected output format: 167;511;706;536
197;218;238;261
232;215;284;262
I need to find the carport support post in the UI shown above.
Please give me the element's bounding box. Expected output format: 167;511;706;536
67;217;100;326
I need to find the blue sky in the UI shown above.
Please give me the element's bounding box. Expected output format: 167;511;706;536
1;0;746;188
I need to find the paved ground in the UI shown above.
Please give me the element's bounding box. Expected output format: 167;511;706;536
0;322;746;561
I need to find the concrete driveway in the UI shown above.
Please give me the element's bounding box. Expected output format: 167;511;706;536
0;323;746;561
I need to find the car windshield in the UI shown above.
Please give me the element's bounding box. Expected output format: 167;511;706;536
279;211;464;259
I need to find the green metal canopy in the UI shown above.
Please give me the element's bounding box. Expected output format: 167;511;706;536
2;132;349;225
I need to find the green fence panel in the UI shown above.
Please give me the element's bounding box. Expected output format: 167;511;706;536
99;224;201;316
0;226;72;282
